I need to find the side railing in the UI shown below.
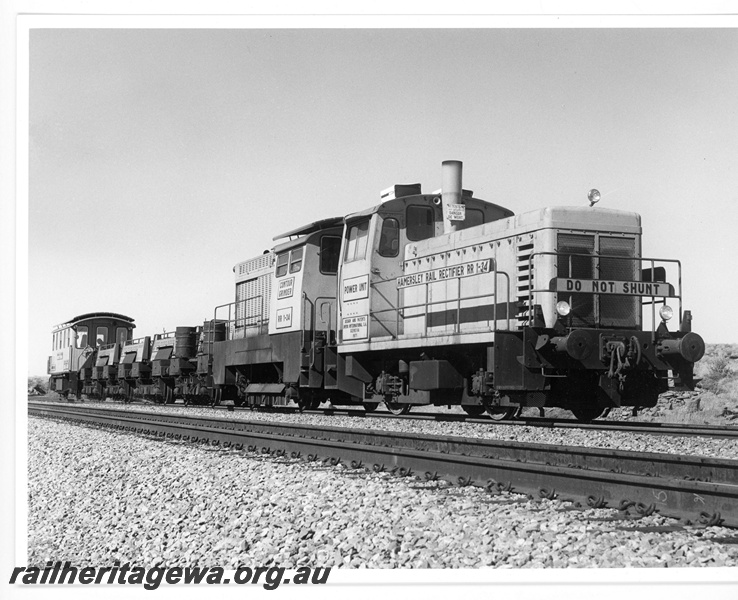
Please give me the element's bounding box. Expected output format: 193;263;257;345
364;261;512;340
153;331;176;341
213;294;268;344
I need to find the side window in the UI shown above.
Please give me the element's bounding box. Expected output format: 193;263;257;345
275;252;289;277
378;217;400;257
344;221;370;262
116;327;128;345
406;205;434;241
77;326;88;349
320;236;341;274
457;208;484;230
96;327;108;347
289;247;303;274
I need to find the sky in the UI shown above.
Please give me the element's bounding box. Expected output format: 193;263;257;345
25;25;738;375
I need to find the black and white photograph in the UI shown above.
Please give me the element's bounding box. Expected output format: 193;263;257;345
3;2;738;598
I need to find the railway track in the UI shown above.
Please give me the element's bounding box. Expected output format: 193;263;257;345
31;395;738;439
29;401;738;528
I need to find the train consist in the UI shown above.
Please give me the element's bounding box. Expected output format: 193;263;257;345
47;161;705;421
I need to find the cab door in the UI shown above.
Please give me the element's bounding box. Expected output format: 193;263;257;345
338;218;373;344
368;213;404;339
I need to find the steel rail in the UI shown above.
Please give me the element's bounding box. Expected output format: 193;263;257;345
29;401;738;528
31;395;738;439
307;408;738;439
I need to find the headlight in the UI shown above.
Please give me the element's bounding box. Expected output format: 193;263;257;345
659;305;673;321
556;301;571;316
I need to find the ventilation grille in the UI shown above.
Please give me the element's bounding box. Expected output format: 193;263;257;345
236;274;271;329
516;242;535;328
237;252;274;277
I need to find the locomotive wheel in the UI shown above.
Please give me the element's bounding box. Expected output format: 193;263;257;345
297;397;311;412
363;402;379;413
462;405;485;417
385;401;411;416
297;394;322;412
570;406;605;422
487;407;517;421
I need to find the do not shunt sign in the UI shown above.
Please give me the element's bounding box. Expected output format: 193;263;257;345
552;278;676;297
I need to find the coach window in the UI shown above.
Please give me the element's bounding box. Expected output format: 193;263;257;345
457;208;484;230
76;326;88;348
320;236;341;274
378;217;400;257
406;205;434;241
344;220;369;262
289;247;303;274
275;252;289;277
96;327;108;346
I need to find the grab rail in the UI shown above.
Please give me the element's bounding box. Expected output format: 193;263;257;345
363;263;512;340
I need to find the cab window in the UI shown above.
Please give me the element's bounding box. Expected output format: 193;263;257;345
378;217;400;257
344;221;369;262
320;236;341;274
96;327;108;346
116;327;128;345
275;252;289;277
76;326;88;348
406;205;434;241
289;247;303;274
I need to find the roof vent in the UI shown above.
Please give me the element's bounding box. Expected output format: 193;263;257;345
380;183;422;201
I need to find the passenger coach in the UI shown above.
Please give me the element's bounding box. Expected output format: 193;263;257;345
48;312;135;399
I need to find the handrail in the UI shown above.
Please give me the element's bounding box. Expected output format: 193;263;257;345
365;263;512;339
302;294;335;367
153;331;176;341
213;294;267;345
313;296;335;341
302;293;313;352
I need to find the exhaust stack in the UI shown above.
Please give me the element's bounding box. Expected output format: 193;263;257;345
441;160;464;234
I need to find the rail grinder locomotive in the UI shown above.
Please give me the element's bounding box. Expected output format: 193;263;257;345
48;161;705;421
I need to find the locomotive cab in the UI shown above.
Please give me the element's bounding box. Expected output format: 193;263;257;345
210;218;346;408
338;183;513;344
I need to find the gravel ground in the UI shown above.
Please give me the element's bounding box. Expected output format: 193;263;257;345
36;398;738;460
28;416;738;569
